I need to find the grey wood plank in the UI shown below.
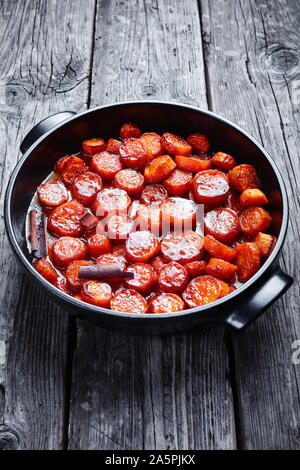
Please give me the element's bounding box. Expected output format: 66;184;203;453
200;0;300;449
0;0;95;449
68;0;236;450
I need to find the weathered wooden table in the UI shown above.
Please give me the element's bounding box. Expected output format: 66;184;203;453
0;0;299;450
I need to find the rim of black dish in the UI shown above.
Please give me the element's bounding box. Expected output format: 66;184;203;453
4;100;289;319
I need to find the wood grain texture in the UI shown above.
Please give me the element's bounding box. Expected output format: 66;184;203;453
200;0;300;449
0;0;95;449
68;0;236;450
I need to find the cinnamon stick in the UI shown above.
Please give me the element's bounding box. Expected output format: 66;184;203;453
78;264;134;280
80;212;99;231
30;210;47;258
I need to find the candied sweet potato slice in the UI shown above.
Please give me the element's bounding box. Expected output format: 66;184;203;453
240;207;271;236
192;170;230;205
158;261;189;293
81;281;112;307
185;260;207;278
162;169;192;196
52;237;88;267
252;232;277;258
114;169;144;195
161;132;191;156
119;138;150;169
66;260;93;291
91;151;123;180
161;231;204;264
55;156;71;175
37;180;68;207
150;255;166;273
203;234;236;262
140;132;163;158
182;274;230;307
105;214;135;240
161;197;197;230
87;233;112;258
72;171;102;207
144;155;176;184
229;164;260;192
120;123;141;140
35;257;58;284
186;133;210;154
239;189;268;208
48;200;86;237
174;154;211;173
125;263;156;294
149;292;185;313
225;190;243;216
206;258;238;282
140;184;168;205
125;231;160;263
82;138;105;155
111;288;148;313
137;204;162;236
234;242;260;282
92;188;131;218
62;156;88;186
211;152;237;171
204;208;241;243
105;138;121;154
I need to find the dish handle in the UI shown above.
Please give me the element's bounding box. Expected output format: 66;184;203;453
224;266;293;330
20;111;76;154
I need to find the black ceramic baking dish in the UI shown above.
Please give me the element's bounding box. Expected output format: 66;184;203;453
4;101;293;334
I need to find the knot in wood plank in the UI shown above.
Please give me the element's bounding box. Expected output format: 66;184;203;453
0;425;20;450
264;45;299;80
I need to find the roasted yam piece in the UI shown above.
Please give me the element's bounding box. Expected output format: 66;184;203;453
211;152;237;171
126;231;160;263
111;288;148;313
48;200;86;237
174;154;211;173
239;189;268;207
204;208;241;243
52;237;88;267
158;261;189;293
229;164;260;192
140;132;163;158
66;260;93;291
114;169;144;195
161;132;192;156
144;155;176;184
137;204;162;235
182;275;230;307
161;231;204;264
55;156;71;175
187;133;210;154
185;260;207;278
125;263;156;294
81;281;112;307
206;258;237;282
72;171;102;207
235;242;260;282
252;232;277;258
35;257;58;284
61;156;88;186
149;293;185;313
162;169;192;196
140;184;168;205
120;123;141;140
203;234;236;262
119;138;150;169
91;151;123;180
192;170;230;205
105;214;135;240
82;138;105;155
87;233;112;258
240;207;271;236
37;180;68;207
